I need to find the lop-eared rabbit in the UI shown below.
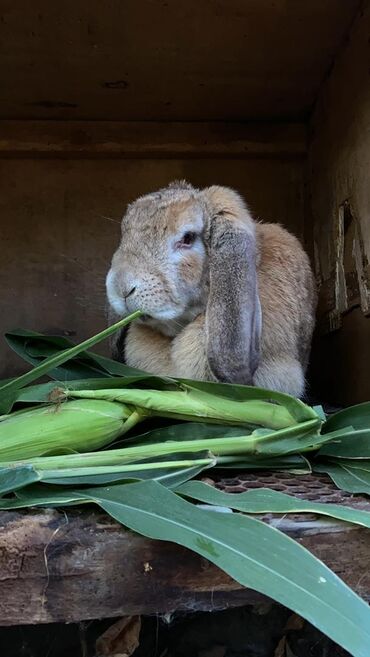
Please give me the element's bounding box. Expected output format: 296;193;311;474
106;181;316;398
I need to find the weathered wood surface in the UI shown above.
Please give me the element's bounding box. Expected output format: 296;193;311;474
0;121;306;158
308;2;370;405
0;504;370;625
0;2;359;122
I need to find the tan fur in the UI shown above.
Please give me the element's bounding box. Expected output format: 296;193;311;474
106;181;317;397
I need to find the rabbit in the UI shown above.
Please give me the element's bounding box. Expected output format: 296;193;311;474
106;181;317;398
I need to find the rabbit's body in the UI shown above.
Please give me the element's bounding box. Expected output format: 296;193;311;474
106;182;316;398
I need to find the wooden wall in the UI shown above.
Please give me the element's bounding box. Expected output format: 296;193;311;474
308;1;370;405
0;1;359;122
0;123;305;377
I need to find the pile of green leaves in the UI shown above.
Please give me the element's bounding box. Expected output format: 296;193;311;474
1;312;370;657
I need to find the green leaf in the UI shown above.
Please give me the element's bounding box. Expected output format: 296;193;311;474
318;403;370;459
214;454;311;472
15;374;174;407
125;426;312;472
5;329;145;380
1;479;370;655
318;429;370;459
316;462;370;495
312;405;326;421
121;422;254;446
40;465;204;487
39;451;215;487
0;312;142;413
177;481;370;529
0;465;41;495
9;484;89;507
323;402;370;433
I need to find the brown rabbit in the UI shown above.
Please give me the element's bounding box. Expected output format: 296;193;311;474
106;181;317;397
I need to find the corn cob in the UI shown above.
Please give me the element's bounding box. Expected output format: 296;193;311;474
63;387;299;430
0;399;142;461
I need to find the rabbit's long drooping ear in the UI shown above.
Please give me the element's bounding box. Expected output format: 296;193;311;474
201;186;262;385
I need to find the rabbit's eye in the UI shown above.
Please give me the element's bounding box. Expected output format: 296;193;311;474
179;231;196;248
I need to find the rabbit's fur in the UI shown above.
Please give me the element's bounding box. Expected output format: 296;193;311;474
106;181;317;397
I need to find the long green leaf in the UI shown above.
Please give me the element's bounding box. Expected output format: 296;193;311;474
0;465;41;495
177;481;370;528
15;375;175;407
316;462;370;495
122;422;326;457
319;429;370;459
39;451;215;487
0;455;210;490
323;402;370;433
214;454;311;472
1;480;367;657
5;329;145;379
338;459;370;473
0;312;142;413
108;424;310;471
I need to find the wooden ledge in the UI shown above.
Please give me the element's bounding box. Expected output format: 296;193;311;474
0;474;370;625
0;121;307;159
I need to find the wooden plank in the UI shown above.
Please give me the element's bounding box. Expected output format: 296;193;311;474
0;506;369;625
0;121;307;158
308;1;370;405
0;1;360;121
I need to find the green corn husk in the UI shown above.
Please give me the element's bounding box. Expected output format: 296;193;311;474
62;387;305;430
0;399;142;461
0;418;325;471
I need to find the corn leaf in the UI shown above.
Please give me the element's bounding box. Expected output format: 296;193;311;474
5;328;144;379
318;403;370;459
0;312;142;414
119;424;310;471
215;455;311;472
1;484;89;507
39;465;204;487
1;479;368;657
338;460;370;473
120;422;259;445
323;402;370;433
315;462;370;495
0;465;41;495
39;451;215;487
177;481;370;528
318;429;370;459
14;375;176;407
0;454;211;490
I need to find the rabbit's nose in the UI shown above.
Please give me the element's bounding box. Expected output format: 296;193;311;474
120;273;138;299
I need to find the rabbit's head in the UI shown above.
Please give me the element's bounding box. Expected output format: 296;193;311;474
106;180;261;380
106;181;208;335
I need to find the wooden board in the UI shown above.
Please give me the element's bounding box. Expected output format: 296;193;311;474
0;0;360;122
0;121;306;158
308;0;370;405
0;496;370;626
